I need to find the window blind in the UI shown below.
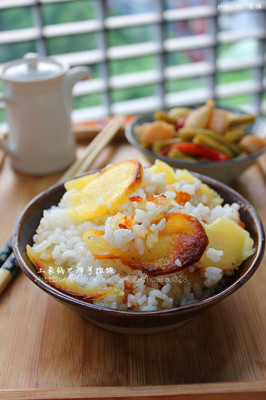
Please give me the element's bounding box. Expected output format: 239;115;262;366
0;0;265;124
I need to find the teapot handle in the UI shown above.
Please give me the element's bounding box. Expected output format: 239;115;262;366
0;93;14;104
0;93;16;156
0;133;11;155
63;66;90;114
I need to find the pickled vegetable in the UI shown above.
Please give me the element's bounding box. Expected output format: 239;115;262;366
184;100;214;129
225;128;245;143
154;110;177;125
195;130;241;156
193;134;234;159
167;147;194;160
208;109;229;134
140;121;175;145
152;138;182;154
163;142;228;161
238;135;266;154
228;114;256;126
133;101;265;162
168;107;190;121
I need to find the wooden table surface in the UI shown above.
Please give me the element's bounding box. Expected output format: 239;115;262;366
0;141;265;400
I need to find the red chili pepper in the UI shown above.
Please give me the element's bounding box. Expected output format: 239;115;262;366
161;142;229;162
175;113;189;131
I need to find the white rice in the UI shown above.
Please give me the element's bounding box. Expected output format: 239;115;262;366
206;248;223;262
29;167;250;311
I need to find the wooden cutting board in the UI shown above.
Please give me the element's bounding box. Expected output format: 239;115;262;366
0;144;265;400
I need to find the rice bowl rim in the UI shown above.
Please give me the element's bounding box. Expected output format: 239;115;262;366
12;167;265;317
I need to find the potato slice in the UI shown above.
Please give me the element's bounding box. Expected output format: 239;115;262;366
200;218;254;270
26;246;123;300
66;160;143;221
85;212;208;276
149;159;176;184
64;172;99;192
175;169;196;183
199;183;223;207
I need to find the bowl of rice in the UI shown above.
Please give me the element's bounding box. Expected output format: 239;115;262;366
13;160;265;334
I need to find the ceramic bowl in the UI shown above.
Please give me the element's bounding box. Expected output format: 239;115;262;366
12;172;265;334
125;108;266;184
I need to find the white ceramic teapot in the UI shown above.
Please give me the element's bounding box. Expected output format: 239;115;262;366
0;53;90;174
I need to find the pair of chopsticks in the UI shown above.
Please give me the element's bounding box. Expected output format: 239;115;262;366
0;240;19;295
0;115;125;296
60;115;124;182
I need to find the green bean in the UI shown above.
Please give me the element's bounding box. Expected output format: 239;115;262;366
197;130;241;156
154;110;177;125
168;147;195;160
168;107;190;121
228;114;255;126
179;128;240;156
225;129;245;143
178;128;215;141
193;134;234;158
152;138;182;154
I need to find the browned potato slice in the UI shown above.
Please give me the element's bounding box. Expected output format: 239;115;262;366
85;213;208;276
66;160;143;221
26;246;123;300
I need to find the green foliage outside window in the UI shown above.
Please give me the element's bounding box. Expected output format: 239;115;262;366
0;2;264;123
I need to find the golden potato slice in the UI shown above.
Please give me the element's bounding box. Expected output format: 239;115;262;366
64;172;99;192
149;159;176;184
26;245;123;300
82;229;104;239
199;183;223;207
175;169;196;183
85;212;208;276
200;218;254;270
66;160;143;221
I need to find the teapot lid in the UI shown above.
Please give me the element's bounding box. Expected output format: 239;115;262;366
2;53;66;82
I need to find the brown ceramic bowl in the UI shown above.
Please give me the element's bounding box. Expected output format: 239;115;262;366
12;171;265;334
125;108;266;185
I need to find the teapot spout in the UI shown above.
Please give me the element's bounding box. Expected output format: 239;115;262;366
65;66;90;89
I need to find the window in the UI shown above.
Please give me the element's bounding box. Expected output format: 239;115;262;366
0;0;265;126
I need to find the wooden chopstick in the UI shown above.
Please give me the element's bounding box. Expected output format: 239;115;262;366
0;149;6;171
59;115;125;182
0;115;125;296
257;154;266;177
0;132;7;171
